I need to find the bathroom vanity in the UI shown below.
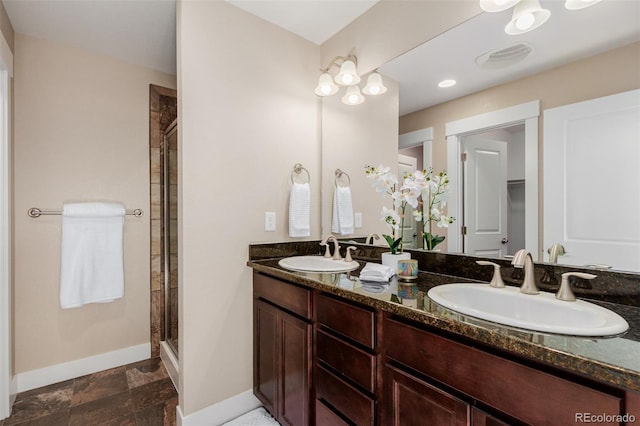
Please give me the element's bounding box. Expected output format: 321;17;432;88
249;242;640;426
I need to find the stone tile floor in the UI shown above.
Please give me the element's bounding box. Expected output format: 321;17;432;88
0;357;177;426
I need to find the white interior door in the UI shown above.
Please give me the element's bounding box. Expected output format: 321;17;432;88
544;89;640;271
463;138;508;257
398;154;418;249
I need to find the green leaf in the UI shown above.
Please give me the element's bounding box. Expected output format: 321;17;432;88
383;234;403;254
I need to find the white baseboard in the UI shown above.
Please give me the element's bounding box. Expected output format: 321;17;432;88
16;343;150;392
178;389;261;426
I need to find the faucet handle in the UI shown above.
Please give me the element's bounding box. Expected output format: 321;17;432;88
320;242;332;258
476;261;506;288
345;246;358;262
556;272;596;301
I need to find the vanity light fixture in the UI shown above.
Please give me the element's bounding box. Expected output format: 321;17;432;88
362;72;388;95
480;0;521;12
342;86;365;105
334;59;360;86
314;53;387;106
565;0;602;10
504;0;550;35
314;72;339;96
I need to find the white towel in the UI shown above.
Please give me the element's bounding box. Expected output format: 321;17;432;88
331;186;354;235
60;202;125;309
359;262;395;282
289;182;310;237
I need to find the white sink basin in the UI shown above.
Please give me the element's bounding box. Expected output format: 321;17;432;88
427;284;629;337
278;256;359;273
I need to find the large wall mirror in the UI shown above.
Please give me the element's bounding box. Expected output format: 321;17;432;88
322;1;640;273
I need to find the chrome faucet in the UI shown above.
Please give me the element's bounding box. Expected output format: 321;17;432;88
320;235;342;260
547;243;566;264
511;249;539;295
365;233;380;245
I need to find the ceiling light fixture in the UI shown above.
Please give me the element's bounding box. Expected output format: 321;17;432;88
565;0;602;10
480;0;521;12
438;79;457;88
504;0;550;35
314;53;387;106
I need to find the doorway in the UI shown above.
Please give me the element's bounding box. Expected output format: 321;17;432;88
445;100;539;260
459;125;525;257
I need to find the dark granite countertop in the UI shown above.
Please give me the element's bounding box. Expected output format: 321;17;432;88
248;257;640;393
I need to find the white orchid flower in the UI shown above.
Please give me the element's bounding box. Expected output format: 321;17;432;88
381;206;400;230
412;210;423;222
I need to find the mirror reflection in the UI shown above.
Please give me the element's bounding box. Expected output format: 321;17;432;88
372;1;640;272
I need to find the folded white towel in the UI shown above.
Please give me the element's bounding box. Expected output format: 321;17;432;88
331;186;354;235
359;262;395;282
59;202;125;309
360;281;390;294
289;182;310;237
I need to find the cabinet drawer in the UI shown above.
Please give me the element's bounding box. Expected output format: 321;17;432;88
254;272;311;319
316;365;374;426
316;293;375;349
384;318;623;426
316;329;375;392
315;399;349;426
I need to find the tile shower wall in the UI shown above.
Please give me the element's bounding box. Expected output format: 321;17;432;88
149;85;177;358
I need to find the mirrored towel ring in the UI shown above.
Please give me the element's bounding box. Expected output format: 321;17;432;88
335;169;351;187
291;163;310;184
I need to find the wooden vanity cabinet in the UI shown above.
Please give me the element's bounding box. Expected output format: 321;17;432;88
253;273;312;426
253;271;636;426
384;315;625;426
315;293;378;425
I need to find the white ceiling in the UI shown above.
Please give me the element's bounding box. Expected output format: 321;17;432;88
3;0;178;75
226;0;379;45
0;0;378;75
380;0;640;115
2;0;638;115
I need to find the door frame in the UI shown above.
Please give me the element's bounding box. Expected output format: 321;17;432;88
445;101;540;260
0;31;14;419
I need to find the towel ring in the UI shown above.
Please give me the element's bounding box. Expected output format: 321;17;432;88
291;163;310;184
335;169;351;188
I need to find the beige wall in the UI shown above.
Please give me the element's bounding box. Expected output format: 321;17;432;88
400;42;640;173
178;0;320;415
13;34;176;373
321;78;399;238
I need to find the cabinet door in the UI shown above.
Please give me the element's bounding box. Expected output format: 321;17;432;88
385;364;469;426
472;408;510;426
280;308;311;426
254;300;279;416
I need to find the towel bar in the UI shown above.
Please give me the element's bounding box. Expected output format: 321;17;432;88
27;207;144;218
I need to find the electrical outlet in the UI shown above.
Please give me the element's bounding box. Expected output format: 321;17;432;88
264;212;276;231
355;212;363;228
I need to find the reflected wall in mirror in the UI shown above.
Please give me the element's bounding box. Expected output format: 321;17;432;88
375;1;640;272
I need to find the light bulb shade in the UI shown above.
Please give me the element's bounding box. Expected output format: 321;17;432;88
505;0;550;35
565;0;602;10
341;85;365;106
314;73;339;96
362;72;387;95
479;0;521;12
334;60;361;86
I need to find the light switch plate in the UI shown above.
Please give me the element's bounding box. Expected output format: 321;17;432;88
264;212;276;231
355;212;363;228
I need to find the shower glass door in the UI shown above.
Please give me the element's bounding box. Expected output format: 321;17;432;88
163;120;178;356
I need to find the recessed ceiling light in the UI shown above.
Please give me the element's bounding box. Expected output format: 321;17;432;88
438;79;457;88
